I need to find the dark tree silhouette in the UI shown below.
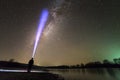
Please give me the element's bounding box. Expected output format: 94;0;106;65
9;59;15;62
113;58;118;64
81;63;84;68
103;59;110;64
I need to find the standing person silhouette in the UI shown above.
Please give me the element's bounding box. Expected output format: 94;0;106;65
27;58;34;72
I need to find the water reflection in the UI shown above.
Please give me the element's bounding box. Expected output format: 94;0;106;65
49;68;120;80
86;68;105;75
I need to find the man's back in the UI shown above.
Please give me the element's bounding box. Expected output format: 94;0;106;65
27;58;34;72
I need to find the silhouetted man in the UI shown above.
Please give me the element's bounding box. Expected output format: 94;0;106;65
27;58;34;72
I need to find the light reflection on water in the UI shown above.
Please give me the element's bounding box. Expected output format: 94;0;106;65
49;68;120;80
0;69;45;73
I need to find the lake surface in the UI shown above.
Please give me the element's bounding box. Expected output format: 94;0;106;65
49;68;120;80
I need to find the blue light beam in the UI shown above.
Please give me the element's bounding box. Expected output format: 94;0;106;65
32;9;49;58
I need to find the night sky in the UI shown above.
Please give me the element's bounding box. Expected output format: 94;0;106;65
0;0;120;66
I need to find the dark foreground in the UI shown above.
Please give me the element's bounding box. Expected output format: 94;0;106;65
0;72;64;80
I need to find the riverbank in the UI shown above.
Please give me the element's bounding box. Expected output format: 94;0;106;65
0;72;64;80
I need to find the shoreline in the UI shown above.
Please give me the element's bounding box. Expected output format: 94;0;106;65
0;71;64;80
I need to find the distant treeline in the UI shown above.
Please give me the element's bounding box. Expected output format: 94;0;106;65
45;58;120;69
0;58;120;69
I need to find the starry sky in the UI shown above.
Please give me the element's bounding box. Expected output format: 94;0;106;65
0;0;120;66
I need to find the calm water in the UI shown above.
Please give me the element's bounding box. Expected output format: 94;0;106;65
49;68;120;80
